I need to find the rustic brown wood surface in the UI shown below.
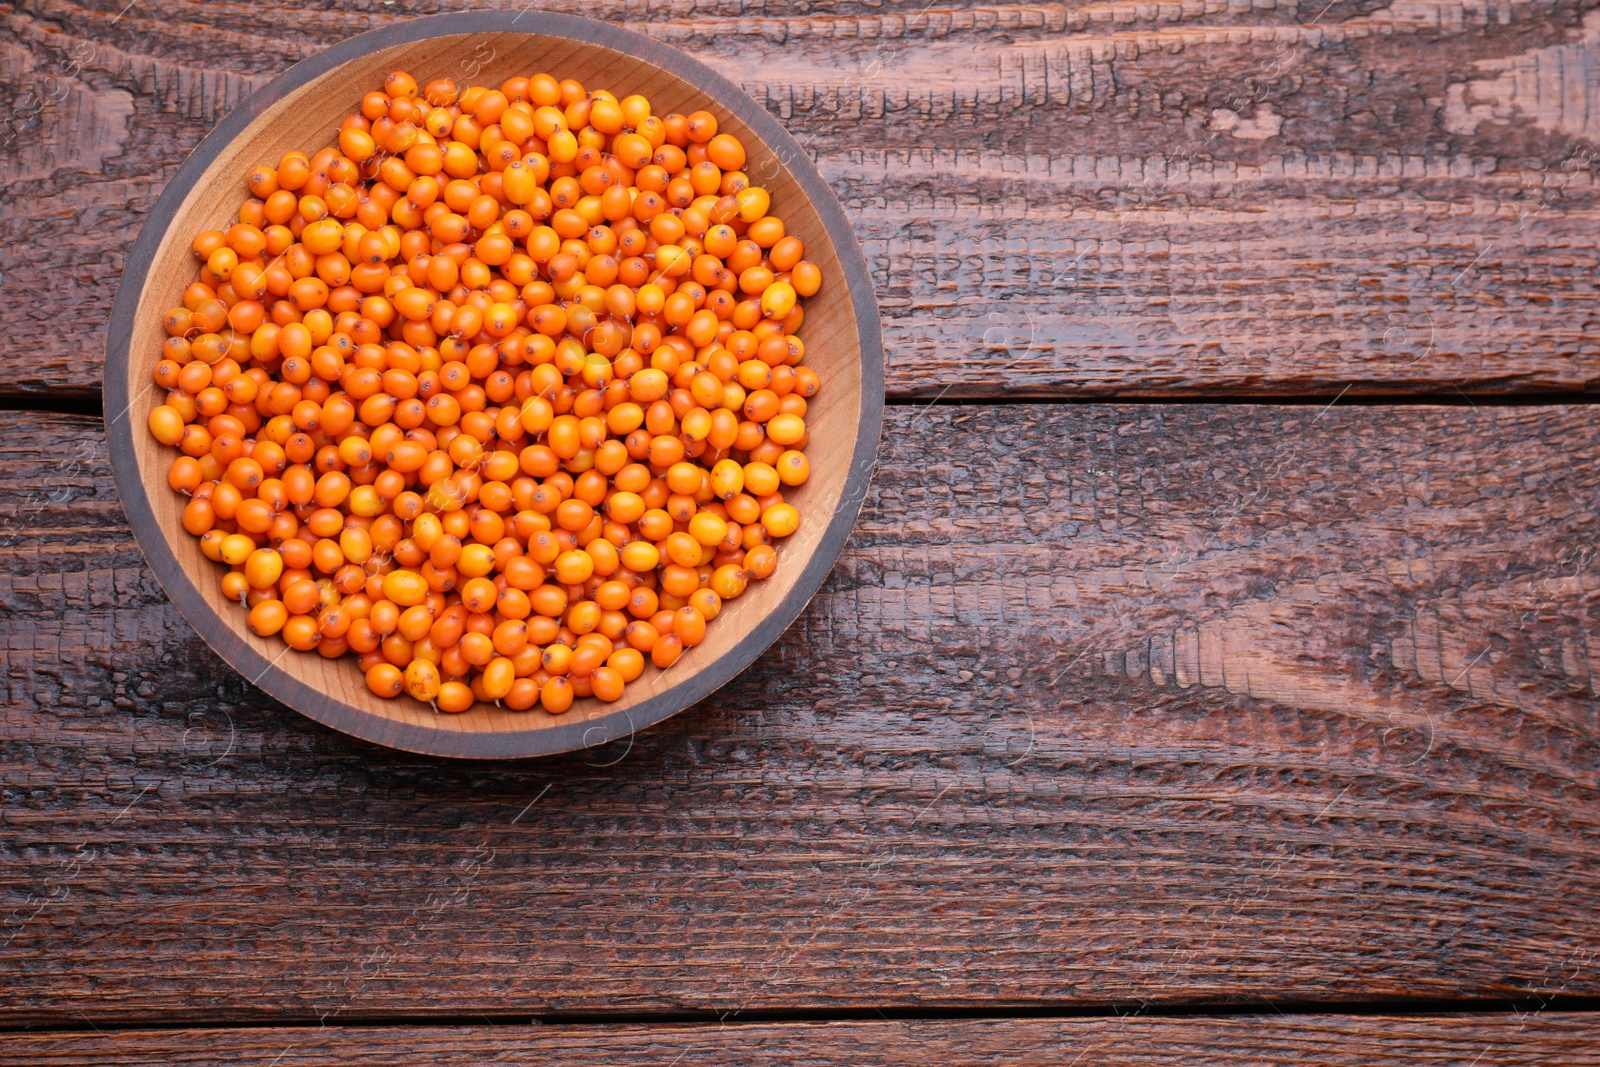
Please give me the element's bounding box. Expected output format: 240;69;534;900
6;0;1600;399
3;0;1599;1053
7;1015;1600;1065
3;405;1597;1025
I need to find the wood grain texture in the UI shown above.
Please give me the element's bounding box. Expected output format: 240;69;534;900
5;0;1600;400
7;1015;1600;1065
3;405;1598;1024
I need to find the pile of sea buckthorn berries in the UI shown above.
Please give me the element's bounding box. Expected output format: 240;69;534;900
145;70;821;714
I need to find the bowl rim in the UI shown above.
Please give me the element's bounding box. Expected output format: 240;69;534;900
103;10;884;759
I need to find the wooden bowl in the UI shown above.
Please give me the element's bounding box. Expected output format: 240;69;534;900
104;12;883;759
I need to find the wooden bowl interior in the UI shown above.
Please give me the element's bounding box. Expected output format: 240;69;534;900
119;30;864;747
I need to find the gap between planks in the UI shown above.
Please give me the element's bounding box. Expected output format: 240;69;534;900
7;997;1600;1037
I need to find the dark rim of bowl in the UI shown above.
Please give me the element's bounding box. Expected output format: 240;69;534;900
104;10;885;759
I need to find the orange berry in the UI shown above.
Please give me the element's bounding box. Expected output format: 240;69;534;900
540;676;574;714
367;662;404;698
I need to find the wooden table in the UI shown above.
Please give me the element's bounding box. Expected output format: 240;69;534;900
3;0;1599;1062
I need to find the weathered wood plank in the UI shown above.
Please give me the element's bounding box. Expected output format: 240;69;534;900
7;1015;1600;1066
1;405;1596;1022
4;0;1600;399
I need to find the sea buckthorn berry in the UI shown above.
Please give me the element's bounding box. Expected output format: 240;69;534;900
710;563;748;600
480;656;517;700
664;531;704;568
745;543;777;579
620;540;661;573
688;588;722;621
735;187;770;223
436;680;475;712
706;134;745;171
673;605;707;647
367;662;405;698
217;533;254;566
385;71;419;99
743;462;780;497
765;412;805;446
148;405;185;446
651;632;684;668
554;548;595;585
383;569;430;607
540;676;574;714
283;614;323;651
590;665;625;702
791;261;822;297
762;502;800;538
688;511;728;548
776;449;810;486
404;657;442;702
605;646;644;682
248;598;288;636
245;548;285;589
761;281;797;320
624;620;660;653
